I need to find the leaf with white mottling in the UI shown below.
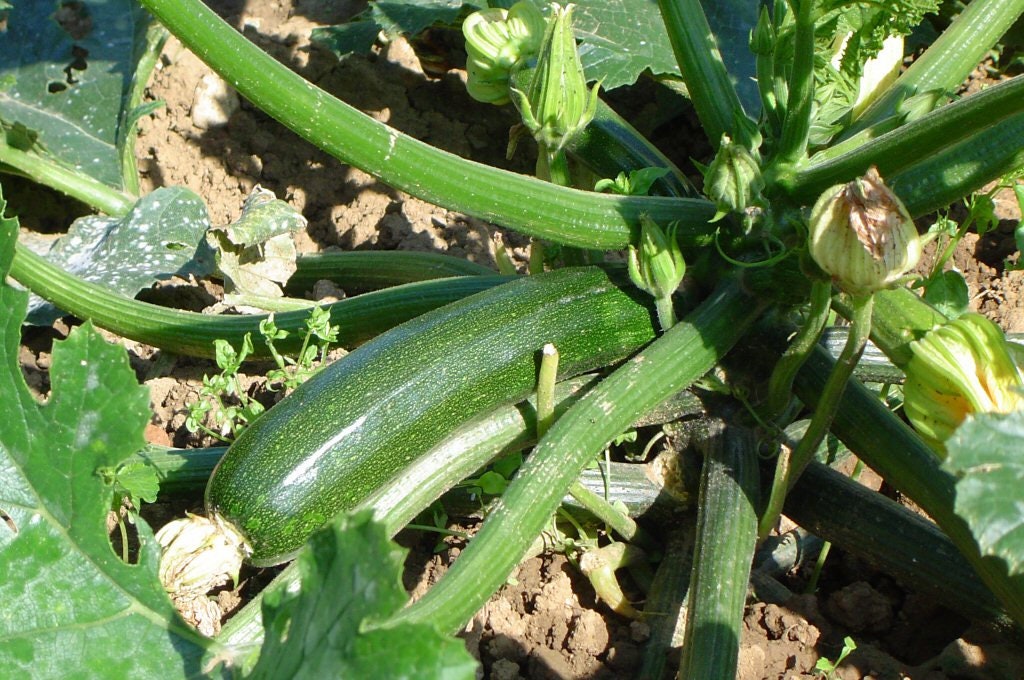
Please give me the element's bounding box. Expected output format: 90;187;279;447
207;186;306;303
27;186;212;325
0;187;220;679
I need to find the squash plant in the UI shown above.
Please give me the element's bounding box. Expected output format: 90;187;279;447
3;0;1024;676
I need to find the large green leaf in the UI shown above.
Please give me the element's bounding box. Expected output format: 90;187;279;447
944;409;1024;577
0;0;153;190
311;0;484;57
312;0;682;90
0;190;217;679
250;511;478;679
26;186;213;324
570;0;679;90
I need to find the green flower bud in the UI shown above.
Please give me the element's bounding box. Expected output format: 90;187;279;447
703;134;764;220
808;166;921;296
463;2;546;105
509;3;600;152
749;6;775;56
627;215;686;302
903;313;1024;454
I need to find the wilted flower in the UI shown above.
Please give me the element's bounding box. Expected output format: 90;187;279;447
903;313;1024;454
509;3;600;153
156;512;249;596
808;166;921;296
463;2;545;104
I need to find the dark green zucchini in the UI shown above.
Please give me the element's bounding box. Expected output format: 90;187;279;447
207;267;658;565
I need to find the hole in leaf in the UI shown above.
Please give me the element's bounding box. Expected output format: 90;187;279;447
54;1;92;40
107;505;140;564
47;81;68;94
63;45;89;85
1;509;17;534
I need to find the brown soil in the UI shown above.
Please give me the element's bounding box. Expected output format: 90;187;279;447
11;0;1024;678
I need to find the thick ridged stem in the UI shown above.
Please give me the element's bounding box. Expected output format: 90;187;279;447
841;0;1024;139
10;242;509;358
656;0;755;149
137;0;715;249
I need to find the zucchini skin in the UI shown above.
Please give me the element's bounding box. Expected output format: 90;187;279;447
206;267;659;565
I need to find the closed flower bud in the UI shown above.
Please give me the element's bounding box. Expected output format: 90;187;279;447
809;166;920;296
903;313;1024;454
509;3;600;152
628;215;686;302
463;2;546;105
704;134;764;220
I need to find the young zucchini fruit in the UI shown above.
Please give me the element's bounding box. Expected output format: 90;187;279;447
156;267;658;629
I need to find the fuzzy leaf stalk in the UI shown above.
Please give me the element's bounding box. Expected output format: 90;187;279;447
904;313;1024;454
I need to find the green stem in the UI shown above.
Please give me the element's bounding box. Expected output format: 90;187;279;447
772;0;815;168
656;0;755;149
10;242;509;358
759;294;873;541
137;0;715;249
655;295;677;331
789;76;1024;214
386;278;764;635
764;278;833;421
536;343;559;437
287;250;495;295
841;0;1024;140
567;480;651;549
0;144;135;215
793;346;1024;627
678;424;759;680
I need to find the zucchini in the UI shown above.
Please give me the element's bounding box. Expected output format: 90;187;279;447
162;267;658;578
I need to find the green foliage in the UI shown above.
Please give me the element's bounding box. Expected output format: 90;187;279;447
922;270;970;318
206;186;307;307
27;186;212;325
186;307;340;441
250;511;478;679
815;635;857;678
312;0;681;90
0;195;215;679
0;0;158;190
945;409;1024;577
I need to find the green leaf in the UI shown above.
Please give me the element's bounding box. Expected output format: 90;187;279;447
0;0;155;190
944;409;1024;578
923;270;970;318
250;511;478;679
206;186;306;304
313;0;680;90
0;190;217;678
311;0;483;58
26;186;213;324
569;0;679;90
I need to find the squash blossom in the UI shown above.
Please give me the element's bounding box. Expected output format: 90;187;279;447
462;1;545;105
903;313;1024;454
510;3;600;153
808;166;921;296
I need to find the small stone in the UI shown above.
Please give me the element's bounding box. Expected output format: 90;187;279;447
191;73;239;129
